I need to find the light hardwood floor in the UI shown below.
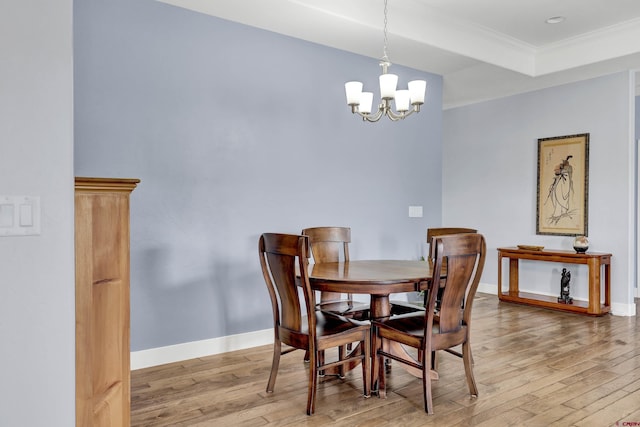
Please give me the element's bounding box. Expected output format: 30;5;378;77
131;293;640;426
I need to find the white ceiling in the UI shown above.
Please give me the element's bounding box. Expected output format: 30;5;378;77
157;0;640;108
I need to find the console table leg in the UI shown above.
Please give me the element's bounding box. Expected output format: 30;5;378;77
497;254;503;297
604;264;611;307
508;258;519;294
587;258;601;315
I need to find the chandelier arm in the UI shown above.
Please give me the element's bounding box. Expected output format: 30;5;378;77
358;108;385;122
390;104;422;120
386;109;407;121
355;102;423;122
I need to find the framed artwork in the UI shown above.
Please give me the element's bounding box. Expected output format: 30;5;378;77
536;133;589;236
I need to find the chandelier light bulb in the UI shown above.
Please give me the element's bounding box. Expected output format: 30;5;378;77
379;73;398;99
408;80;426;105
394;90;410;112
359;92;374;114
345;81;363;106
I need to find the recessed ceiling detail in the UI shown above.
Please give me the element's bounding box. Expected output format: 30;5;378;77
157;0;640;108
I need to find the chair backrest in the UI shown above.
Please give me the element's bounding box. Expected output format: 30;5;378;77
302;227;350;263
259;233;315;337
426;227;477;242
426;233;486;335
426;227;477;258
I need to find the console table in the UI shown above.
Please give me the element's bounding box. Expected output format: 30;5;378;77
497;247;611;316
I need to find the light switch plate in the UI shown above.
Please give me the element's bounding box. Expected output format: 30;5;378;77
0;196;40;236
0;204;14;227
408;205;423;218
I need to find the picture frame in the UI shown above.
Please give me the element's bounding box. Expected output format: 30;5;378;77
536;133;589;236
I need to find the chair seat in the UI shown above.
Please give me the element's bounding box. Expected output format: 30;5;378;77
375;311;454;337
389;300;425;315
320;300;423;320
305;310;370;337
317;300;370;320
374;312;425;349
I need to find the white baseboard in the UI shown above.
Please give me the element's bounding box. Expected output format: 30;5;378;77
130;328;273;370
132;283;499;370
611;302;637;316
478;281;497;295
131;281;633;370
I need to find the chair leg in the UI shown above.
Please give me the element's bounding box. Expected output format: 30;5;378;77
462;341;478;397
371;334;379;396
338;346;346;378
423;350;434;414
362;333;371;398
307;350;317;415
318;350;325;376
378;339;388;399
371;327;383;396
266;340;281;393
303;350;310;363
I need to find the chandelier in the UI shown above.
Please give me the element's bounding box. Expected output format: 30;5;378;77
344;0;426;122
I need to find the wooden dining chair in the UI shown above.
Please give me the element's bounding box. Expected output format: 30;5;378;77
371;233;486;414
259;233;371;415
426;227;477;309
301;227;370;364
302;226;424;318
302;227;369;319
425;227;478;368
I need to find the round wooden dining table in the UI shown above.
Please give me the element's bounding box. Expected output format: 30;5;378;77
308;259;436;388
309;260;432;319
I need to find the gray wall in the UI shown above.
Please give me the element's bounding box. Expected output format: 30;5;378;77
74;0;443;351
0;1;75;425
443;72;636;310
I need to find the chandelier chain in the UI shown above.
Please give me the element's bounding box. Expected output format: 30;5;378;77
382;0;389;62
